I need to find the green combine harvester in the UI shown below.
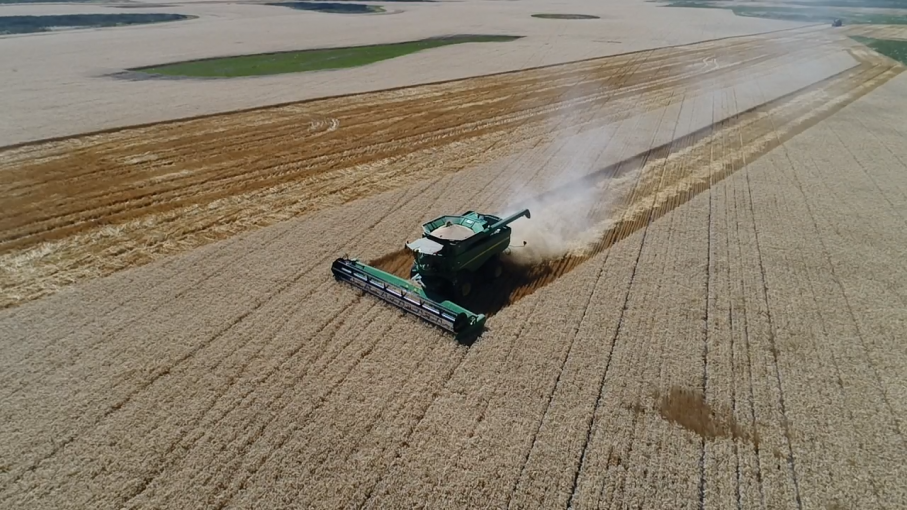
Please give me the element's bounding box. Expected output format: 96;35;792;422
331;208;531;341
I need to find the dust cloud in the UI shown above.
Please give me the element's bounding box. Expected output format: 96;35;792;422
497;119;625;267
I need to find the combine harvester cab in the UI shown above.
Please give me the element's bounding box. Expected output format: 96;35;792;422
331;208;530;341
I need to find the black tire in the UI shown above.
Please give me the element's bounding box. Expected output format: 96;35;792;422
481;256;504;280
450;273;473;299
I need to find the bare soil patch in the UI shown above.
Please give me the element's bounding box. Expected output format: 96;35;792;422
656;386;751;441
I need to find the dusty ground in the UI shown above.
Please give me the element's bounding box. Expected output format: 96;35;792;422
1;20;906;509
0;0;808;145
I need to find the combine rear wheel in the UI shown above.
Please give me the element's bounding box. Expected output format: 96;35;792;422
481;256;504;280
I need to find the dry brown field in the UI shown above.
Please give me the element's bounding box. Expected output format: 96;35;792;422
2;13;907;510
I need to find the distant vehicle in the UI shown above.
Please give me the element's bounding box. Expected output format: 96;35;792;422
832;18;843;27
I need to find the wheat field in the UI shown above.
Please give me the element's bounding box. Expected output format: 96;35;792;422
1;7;906;510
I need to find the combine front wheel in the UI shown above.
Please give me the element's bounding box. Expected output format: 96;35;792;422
451;273;473;298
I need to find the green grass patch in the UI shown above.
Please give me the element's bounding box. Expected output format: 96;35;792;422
131;35;522;78
531;13;600;19
0;13;192;35
659;1;907;24
851;35;907;63
267;2;384;13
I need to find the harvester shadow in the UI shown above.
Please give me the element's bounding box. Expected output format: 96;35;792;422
369;62;892;324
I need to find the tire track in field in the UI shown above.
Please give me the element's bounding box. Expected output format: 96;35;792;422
701;84;722;510
729;85;763;509
766;85;907;445
234;309;450;508
615;89;708;509
596;86;702;510
706;85;752;510
4;273;296;496
519;74;688;510
568;94;687;509
505;58;677;508
731;102;797;509
2;255;322;495
757;89;859;508
488;63;669;508
185;301;392;509
743;85;804;510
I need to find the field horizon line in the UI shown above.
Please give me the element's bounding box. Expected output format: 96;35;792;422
0;23;822;151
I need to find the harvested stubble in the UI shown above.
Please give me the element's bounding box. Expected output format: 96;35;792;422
2;24;907;510
0;25;874;310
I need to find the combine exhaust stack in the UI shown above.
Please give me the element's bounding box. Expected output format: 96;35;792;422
331;257;486;341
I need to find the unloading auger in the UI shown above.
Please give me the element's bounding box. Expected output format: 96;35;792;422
331;208;530;341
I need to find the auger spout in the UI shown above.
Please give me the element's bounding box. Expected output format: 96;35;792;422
488;208;531;232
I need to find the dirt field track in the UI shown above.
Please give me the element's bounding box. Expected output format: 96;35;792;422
2;24;907;509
